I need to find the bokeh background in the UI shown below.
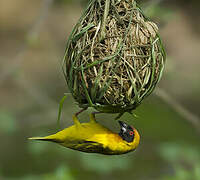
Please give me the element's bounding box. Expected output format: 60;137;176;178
1;0;200;179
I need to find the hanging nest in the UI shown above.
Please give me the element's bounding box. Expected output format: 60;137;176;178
63;0;166;115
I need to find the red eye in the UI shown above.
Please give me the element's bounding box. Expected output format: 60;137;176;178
129;131;134;135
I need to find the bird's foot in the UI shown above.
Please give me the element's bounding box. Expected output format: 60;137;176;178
72;114;81;126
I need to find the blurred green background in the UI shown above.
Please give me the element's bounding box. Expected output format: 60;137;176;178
1;0;200;179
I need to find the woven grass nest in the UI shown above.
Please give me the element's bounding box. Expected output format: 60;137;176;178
63;0;166;116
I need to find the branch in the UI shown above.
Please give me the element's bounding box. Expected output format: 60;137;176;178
155;88;200;133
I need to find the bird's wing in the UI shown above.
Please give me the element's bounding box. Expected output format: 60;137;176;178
64;140;112;154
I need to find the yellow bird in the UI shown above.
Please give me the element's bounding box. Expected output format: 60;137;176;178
29;114;140;155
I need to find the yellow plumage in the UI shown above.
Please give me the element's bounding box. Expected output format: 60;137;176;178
29;114;140;155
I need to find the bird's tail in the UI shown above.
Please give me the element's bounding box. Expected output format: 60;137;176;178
28;134;62;143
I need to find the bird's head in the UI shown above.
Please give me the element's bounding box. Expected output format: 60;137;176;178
118;121;135;143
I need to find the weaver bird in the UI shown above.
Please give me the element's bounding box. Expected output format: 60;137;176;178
29;114;140;155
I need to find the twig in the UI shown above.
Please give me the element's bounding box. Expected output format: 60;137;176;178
155;88;200;134
75;108;88;116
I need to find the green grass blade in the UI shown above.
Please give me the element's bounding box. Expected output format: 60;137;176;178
57;95;67;131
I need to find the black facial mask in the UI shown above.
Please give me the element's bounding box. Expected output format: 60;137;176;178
118;121;135;143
